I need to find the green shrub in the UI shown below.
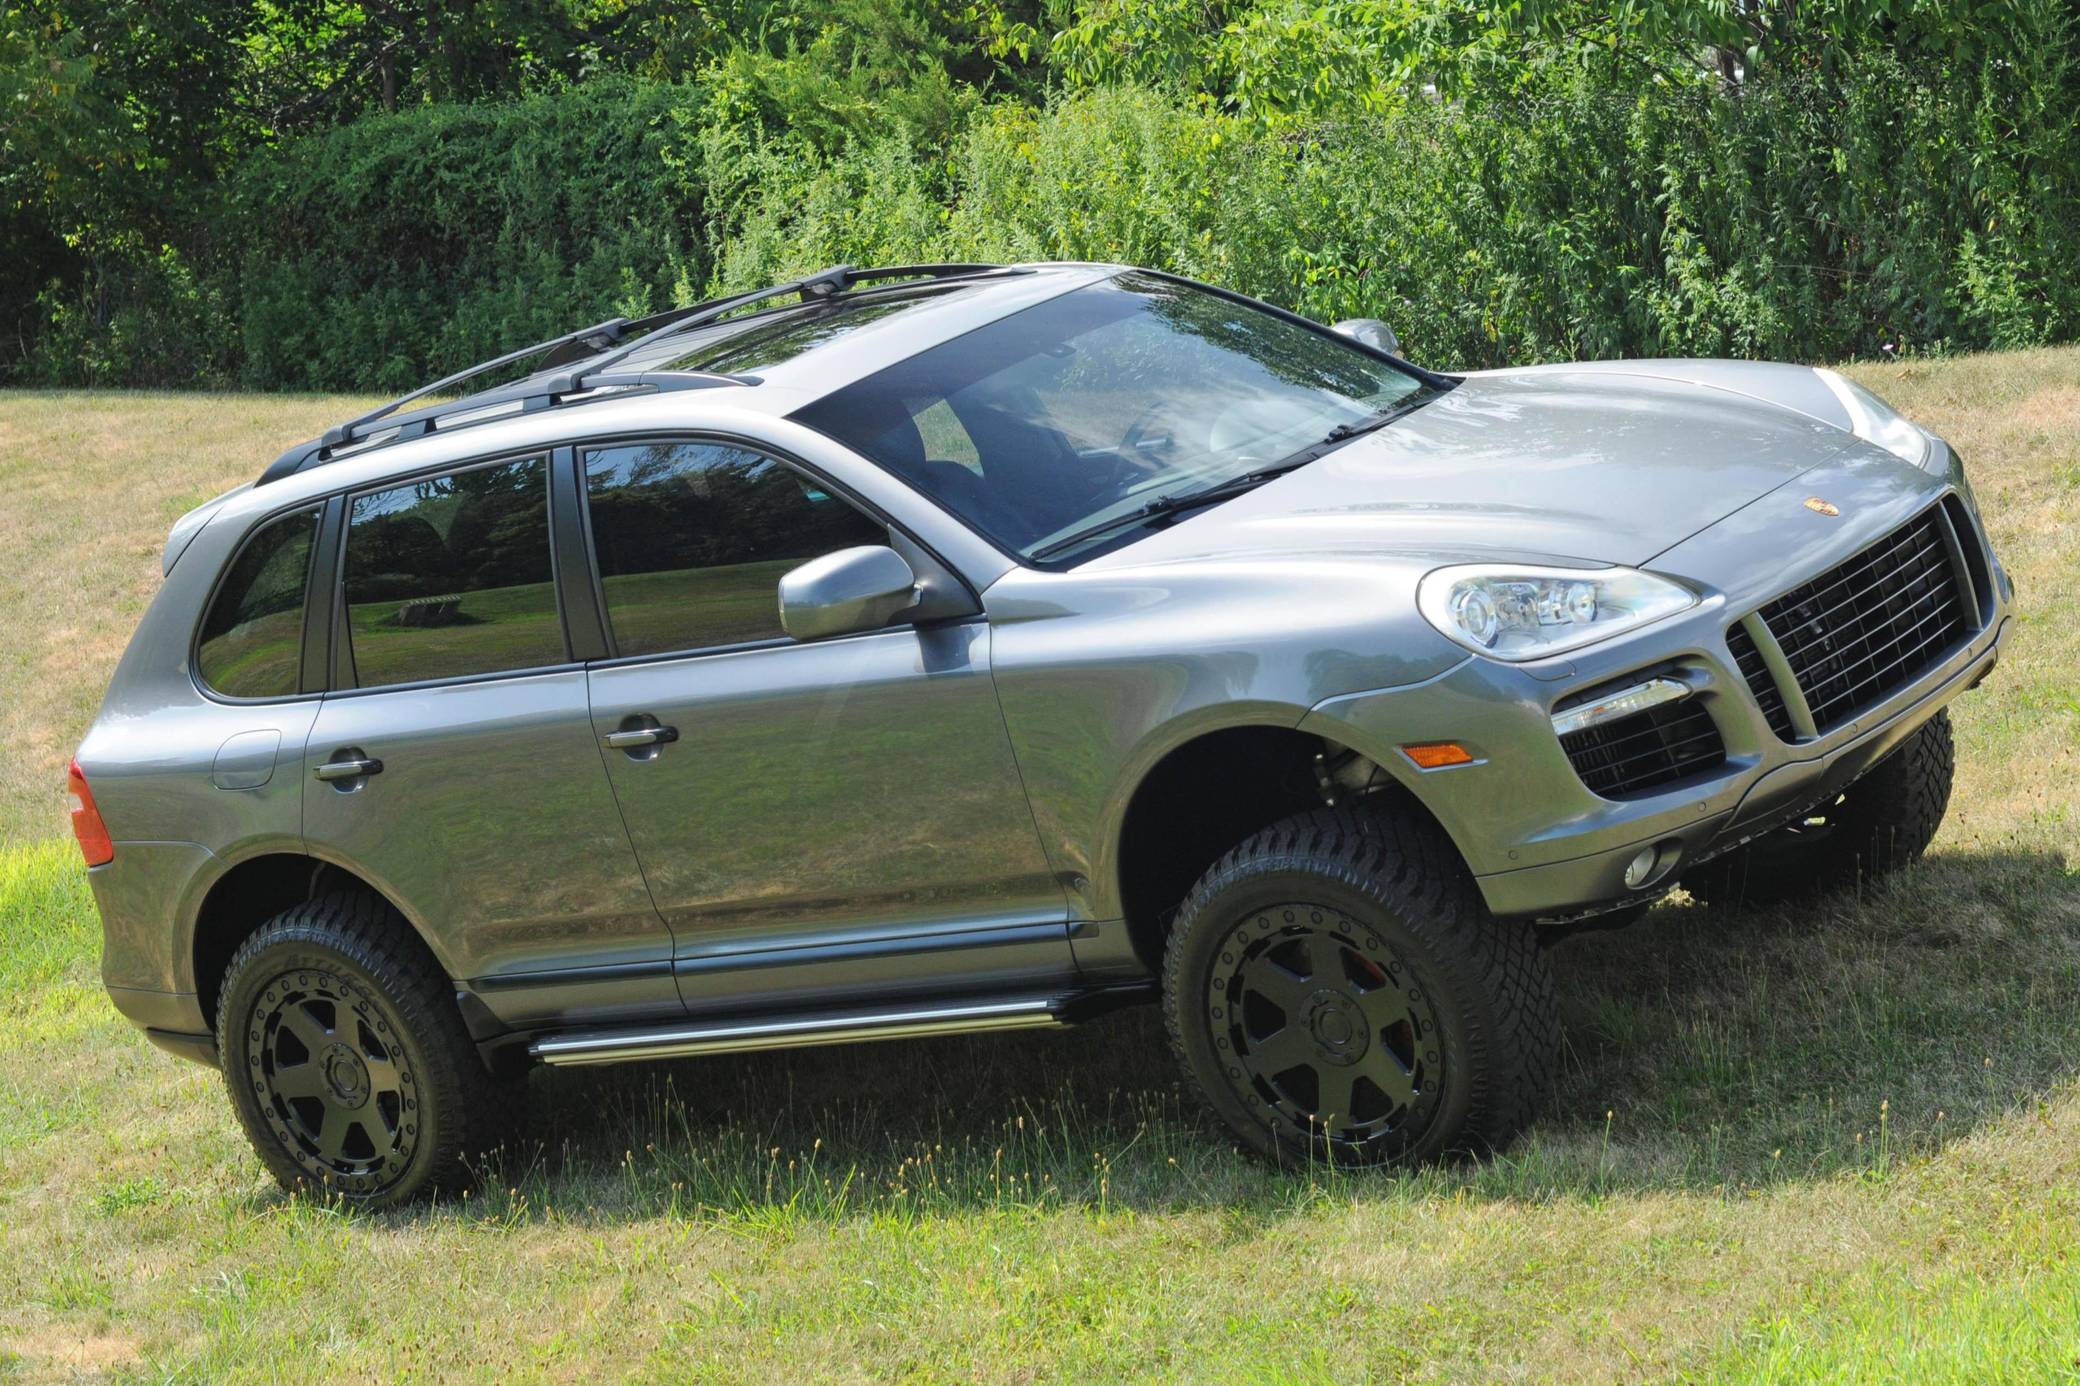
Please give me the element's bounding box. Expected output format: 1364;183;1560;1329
23;239;234;387
15;13;2080;387
699;54;2080;371
222;78;710;392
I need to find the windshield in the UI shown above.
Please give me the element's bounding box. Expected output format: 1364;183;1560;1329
792;272;1442;565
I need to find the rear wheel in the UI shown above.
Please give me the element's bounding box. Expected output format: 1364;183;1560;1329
217;892;513;1206
1684;709;1954;908
1163;807;1557;1165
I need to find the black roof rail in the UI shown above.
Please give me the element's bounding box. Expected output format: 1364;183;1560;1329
256;313;642;486
255;262;1013;487
542;263;1010;394
254;370;752;486
331;316;630;447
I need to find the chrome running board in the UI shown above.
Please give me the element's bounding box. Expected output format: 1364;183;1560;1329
530;993;1077;1067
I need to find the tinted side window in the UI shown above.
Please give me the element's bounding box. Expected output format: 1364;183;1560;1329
583;442;886;656
196;508;319;698
342;457;563;687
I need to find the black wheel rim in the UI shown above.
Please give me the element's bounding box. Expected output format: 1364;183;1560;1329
244;969;417;1193
1207;903;1446;1158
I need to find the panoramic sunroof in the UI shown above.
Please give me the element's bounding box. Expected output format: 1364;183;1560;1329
627;283;969;376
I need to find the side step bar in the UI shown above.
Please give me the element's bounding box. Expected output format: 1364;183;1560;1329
529;989;1137;1067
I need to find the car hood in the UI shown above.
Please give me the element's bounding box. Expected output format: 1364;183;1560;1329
1083;365;1895;571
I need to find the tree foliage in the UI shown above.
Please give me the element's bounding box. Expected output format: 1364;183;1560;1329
6;0;2078;385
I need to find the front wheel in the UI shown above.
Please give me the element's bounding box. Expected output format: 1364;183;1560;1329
217;892;514;1206
1683;708;1955;908
1163;808;1558;1166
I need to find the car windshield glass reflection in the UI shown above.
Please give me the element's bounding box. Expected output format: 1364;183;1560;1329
793;272;1441;565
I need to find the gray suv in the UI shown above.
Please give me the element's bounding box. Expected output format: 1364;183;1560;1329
75;263;2011;1204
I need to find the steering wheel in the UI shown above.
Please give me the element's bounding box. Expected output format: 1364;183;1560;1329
1117;401;1175;459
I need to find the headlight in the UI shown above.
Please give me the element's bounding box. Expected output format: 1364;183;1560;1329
1416;565;1697;661
1813;368;1935;468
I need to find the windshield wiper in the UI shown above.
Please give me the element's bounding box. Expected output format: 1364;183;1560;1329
1028;459;1313;561
1316;409;1402;447
1027;404;1417;563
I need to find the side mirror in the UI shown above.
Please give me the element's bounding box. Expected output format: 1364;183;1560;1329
1331;318;1401;356
778;545;918;641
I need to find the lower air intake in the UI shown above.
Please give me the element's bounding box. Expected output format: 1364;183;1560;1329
1561;697;1726;798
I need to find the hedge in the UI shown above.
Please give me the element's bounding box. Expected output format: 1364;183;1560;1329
22;38;2080;388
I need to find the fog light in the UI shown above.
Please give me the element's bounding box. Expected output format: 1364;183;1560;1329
1623;846;1659;889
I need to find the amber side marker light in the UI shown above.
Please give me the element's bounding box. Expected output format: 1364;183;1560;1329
68;757;115;867
1401;741;1477;770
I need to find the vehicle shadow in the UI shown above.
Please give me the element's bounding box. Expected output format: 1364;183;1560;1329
466;845;2077;1221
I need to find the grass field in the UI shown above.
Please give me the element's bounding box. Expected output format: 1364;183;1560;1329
2;354;2078;1380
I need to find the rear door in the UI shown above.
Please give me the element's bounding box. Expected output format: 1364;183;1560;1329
301;450;679;1025
575;439;1070;1011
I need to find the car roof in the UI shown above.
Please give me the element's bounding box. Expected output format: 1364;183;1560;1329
235;263;1119;510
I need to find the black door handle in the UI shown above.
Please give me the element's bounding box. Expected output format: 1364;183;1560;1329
314;756;383;782
601;725;678;750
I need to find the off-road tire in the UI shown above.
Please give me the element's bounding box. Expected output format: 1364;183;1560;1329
1163;807;1558;1166
1683;708;1954;908
217;892;515;1207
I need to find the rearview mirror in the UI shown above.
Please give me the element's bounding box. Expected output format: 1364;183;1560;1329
778;545;918;641
1331;318;1401;356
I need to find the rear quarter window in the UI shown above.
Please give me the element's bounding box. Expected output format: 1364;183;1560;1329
195;507;320;698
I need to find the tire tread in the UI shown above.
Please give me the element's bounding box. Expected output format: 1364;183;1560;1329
1685;708;1955;907
1161;806;1558;1159
216;891;515;1204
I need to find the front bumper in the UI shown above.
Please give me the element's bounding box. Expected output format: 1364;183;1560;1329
1473;624;2001;918
1302;467;2011;921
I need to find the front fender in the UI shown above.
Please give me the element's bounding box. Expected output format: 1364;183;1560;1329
985;555;1465;920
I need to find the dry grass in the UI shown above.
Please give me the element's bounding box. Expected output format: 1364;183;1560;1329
0;392;379;845
1;351;2077;1381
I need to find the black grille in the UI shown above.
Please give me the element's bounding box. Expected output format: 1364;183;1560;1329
1560;697;1726;798
1725;621;1795;740
1754;507;1969;732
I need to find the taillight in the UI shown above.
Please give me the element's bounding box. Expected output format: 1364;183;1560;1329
67;758;115;867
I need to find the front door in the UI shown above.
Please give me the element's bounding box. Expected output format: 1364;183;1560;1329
302;453;678;1026
575;439;1069;1011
